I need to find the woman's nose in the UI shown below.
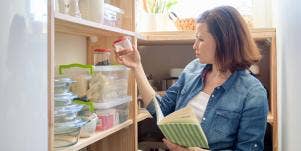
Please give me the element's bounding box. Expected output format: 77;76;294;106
193;41;197;50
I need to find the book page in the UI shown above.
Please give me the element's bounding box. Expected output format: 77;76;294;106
159;107;200;124
153;97;165;123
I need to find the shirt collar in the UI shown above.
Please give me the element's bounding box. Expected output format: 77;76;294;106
221;69;246;91
200;64;246;91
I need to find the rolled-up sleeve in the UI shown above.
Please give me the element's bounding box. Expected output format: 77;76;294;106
146;76;184;117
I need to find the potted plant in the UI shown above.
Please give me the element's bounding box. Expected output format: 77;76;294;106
138;0;178;31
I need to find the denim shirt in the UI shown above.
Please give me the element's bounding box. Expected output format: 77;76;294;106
147;59;269;151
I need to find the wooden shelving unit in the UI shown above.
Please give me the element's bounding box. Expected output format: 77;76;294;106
58;120;133;151
55;12;137;37
138;28;275;45
137;109;152;122
138;28;278;151
50;0;138;151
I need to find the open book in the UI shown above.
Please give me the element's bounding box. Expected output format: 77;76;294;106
153;98;209;149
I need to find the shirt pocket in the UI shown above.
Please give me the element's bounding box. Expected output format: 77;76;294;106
212;109;241;137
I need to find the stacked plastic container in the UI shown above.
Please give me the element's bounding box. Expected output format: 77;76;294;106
88;65;131;131
54;77;86;148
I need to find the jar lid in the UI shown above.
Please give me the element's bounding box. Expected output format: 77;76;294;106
94;48;111;52
112;36;127;45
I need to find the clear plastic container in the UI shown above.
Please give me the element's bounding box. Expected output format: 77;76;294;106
54;92;76;107
93;48;111;66
87;65;129;102
113;36;132;52
59;64;94;98
54;77;75;94
79;113;98;137
54;118;87;148
103;3;124;27
94;96;131;131
54;104;83;123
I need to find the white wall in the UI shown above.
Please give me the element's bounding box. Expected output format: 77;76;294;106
55;33;87;74
276;0;301;150
0;0;48;150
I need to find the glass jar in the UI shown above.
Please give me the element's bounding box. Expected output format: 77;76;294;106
93;48;111;66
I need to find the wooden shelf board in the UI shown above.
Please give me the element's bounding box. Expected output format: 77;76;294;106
58;119;133;151
55;12;137;37
138;28;275;45
268;112;274;124
137;109;152;122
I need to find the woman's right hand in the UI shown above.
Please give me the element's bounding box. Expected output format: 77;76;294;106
115;46;141;70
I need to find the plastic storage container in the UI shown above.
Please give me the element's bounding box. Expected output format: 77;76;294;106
80;113;98;137
103;3;124;27
54;92;76;107
79;0;104;23
87;65;129;102
113;36;132;52
54;118;87;148
54;104;84;123
54;77;75;94
93;48;111;66
59;64;94;98
94;96;131;131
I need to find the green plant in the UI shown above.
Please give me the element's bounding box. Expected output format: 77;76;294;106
143;0;178;14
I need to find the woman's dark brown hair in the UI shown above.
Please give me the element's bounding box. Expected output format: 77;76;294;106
196;6;261;72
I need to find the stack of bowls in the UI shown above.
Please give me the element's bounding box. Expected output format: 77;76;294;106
54;77;87;148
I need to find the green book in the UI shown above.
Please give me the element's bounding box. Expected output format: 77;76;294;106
153;98;209;149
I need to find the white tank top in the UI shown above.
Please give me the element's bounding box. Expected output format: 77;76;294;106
188;91;210;121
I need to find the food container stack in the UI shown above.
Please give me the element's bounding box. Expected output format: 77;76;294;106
103;3;124;27
54;77;87;148
87;65;131;131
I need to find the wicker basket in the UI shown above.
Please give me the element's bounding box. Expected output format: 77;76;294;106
169;12;196;31
174;18;196;31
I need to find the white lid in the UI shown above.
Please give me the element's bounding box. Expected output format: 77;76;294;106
104;3;124;14
94;96;131;109
94;65;129;72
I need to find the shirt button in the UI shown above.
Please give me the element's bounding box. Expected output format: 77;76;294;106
202;117;206;121
211;95;215;98
254;144;258;147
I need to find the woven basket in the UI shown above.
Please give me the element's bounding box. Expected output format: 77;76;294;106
175;18;196;31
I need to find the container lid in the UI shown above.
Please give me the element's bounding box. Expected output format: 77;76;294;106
54;92;76;100
54;77;75;87
104;3;125;14
94;65;129;72
94;48;111;53
54;104;83;116
54;118;87;134
54;93;76;106
94;96;131;109
113;36;127;45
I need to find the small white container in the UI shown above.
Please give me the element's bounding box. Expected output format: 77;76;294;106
80;113;98;137
113;37;132;52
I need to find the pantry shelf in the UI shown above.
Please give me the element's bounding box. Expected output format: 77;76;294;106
138;28;276;45
137;109;152;122
55;12;137;37
58;119;133;151
268;112;274;124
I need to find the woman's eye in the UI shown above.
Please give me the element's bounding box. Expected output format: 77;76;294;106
195;35;203;41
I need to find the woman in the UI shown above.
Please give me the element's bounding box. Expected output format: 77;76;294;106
116;6;268;151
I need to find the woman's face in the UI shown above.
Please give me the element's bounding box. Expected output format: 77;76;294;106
193;23;217;64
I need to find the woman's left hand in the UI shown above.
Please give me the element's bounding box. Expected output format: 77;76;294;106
163;139;189;151
163;139;209;151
